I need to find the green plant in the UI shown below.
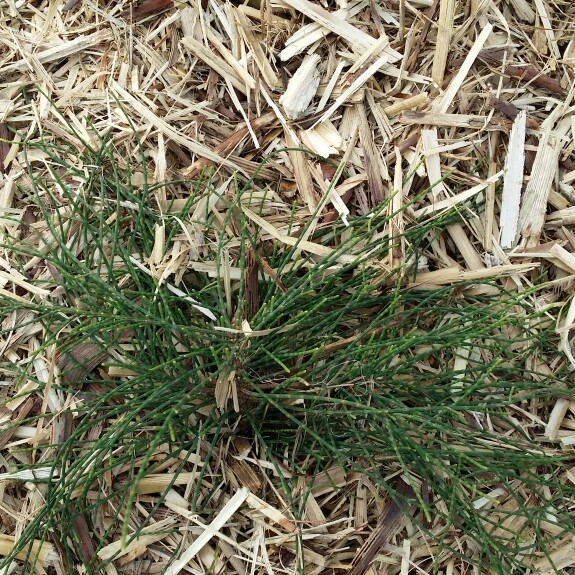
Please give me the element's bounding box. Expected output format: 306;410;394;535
1;119;574;575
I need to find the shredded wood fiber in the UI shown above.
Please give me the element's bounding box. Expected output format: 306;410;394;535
1;0;575;574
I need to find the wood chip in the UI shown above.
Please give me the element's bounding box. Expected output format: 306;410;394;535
500;110;527;248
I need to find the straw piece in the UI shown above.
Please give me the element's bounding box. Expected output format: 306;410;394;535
346;33;399;75
544;398;569;441
111;82;241;176
549;244;575;274
0;467;58;481
447;223;484;271
533;0;561;59
500;110;527;249
300;123;343;158
358;103;386;205
431;0;456;88
400;110;507;129
384;93;429;117
0;534;57;567
0;269;50;298
165;488;250;575
280;21;331;62
308;467;348;496
421;128;445;197
132;472;201;495
286;131;317;211
409;263;538;288
519;117;570;241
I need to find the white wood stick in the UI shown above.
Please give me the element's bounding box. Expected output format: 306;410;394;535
500;110;526;248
